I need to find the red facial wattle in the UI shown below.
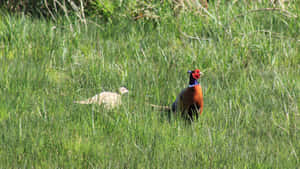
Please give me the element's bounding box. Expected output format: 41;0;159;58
192;73;200;79
192;69;201;79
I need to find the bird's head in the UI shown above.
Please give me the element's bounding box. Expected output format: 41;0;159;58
118;87;129;95
188;69;203;80
187;69;203;87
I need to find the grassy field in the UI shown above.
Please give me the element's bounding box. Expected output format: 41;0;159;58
0;1;299;168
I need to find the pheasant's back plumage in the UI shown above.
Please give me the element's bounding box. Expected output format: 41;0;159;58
74;87;128;109
74;92;122;108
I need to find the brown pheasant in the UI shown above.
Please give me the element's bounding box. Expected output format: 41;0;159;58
172;69;204;121
151;69;204;121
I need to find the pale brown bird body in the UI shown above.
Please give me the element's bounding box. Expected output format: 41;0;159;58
74;87;128;109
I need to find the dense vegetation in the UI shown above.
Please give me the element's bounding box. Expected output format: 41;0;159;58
0;0;173;21
0;0;299;168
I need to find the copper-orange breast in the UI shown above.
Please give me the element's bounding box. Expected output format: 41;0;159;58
179;84;204;117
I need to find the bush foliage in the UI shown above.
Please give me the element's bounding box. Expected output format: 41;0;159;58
0;0;175;21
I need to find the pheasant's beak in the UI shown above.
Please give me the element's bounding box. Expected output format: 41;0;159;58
200;72;204;76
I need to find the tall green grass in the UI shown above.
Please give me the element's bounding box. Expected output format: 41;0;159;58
0;1;299;168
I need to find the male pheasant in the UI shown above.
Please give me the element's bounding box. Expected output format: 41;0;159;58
172;69;204;121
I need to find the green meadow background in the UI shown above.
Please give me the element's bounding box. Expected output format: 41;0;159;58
0;0;299;168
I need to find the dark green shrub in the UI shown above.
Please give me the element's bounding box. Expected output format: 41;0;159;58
0;0;174;22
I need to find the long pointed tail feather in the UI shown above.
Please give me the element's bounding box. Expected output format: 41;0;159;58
74;100;92;104
74;95;100;104
149;103;171;112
